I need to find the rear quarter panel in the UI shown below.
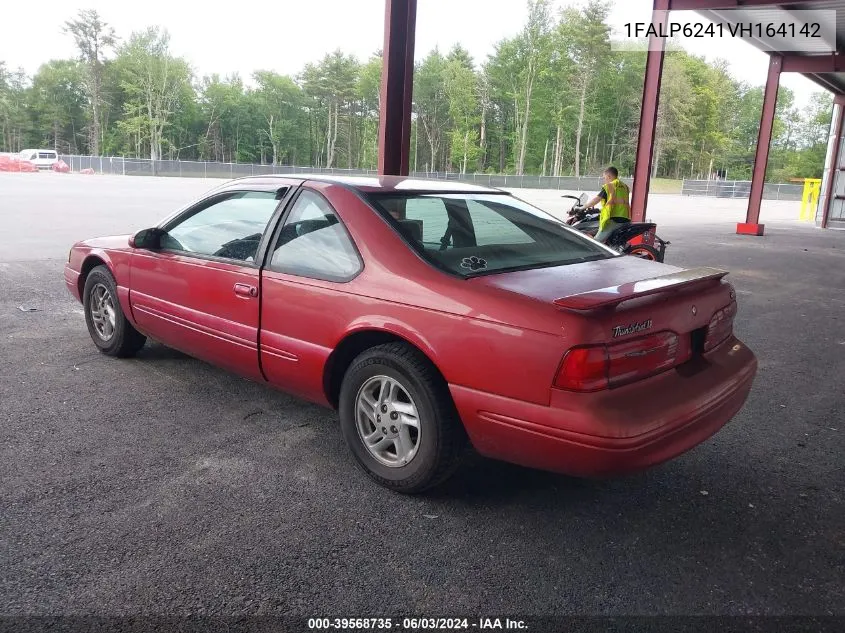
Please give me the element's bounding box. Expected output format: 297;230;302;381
259;271;567;406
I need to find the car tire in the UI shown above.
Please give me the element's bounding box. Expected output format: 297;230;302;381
628;244;661;261
338;342;467;494
83;265;146;358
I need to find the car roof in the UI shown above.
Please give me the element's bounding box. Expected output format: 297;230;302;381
225;174;507;195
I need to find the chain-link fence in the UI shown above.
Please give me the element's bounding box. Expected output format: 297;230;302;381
681;179;803;201
21;155;812;200
58;155;620;191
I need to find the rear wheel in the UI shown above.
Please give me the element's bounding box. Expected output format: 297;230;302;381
628;244;660;261
338;342;466;494
83;265;146;357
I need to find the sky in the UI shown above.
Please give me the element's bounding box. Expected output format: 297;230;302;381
0;0;820;110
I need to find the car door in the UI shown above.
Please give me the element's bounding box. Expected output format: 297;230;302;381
259;188;364;403
130;186;292;381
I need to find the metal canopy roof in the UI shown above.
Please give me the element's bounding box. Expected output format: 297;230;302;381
673;0;845;93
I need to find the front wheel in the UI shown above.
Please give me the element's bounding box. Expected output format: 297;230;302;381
83;265;146;357
338;343;467;494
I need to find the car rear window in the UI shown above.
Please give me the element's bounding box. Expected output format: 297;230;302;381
365;192;614;277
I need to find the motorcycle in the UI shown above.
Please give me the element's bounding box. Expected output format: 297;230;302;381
561;194;669;262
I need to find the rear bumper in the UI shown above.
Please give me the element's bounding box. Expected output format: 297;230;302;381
64;265;81;302
451;337;757;477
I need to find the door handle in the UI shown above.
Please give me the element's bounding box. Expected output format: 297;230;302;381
233;283;258;298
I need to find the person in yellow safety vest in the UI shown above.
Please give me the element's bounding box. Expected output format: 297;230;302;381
581;166;631;242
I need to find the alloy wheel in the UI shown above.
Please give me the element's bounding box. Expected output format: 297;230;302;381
89;283;117;341
354;374;421;467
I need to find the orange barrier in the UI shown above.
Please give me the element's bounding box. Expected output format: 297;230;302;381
0;156;39;172
52;159;71;173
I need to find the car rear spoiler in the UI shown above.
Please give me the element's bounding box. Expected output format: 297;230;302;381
553;267;729;312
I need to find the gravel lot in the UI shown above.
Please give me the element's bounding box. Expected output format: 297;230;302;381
0;173;842;627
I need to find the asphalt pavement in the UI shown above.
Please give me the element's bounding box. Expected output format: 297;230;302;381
0;173;842;625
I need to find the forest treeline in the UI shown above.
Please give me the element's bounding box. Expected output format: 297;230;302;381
0;1;832;180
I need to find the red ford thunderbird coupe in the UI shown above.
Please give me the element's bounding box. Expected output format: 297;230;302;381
65;176;757;493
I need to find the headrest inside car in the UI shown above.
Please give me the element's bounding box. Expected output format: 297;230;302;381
397;219;423;242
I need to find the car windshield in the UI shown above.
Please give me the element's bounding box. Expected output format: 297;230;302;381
365;192;615;277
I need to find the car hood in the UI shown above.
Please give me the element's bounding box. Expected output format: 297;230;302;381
467;255;685;304
80;235;133;250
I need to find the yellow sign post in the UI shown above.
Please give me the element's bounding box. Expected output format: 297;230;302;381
800;178;821;221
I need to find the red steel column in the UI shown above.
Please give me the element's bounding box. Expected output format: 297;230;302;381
377;0;417;176
820;95;845;229
630;0;669;222
739;54;782;236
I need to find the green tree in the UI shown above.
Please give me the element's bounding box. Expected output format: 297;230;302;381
595;50;644;172
27;60;87;152
559;0;610;177
301;50;360;168
769;90;832;181
356;52;382;169
541;35;576;176
197;74;249;162
652;53;694;178
63;9;116;154
253;71;304;165
414;49;449;172
444;56;481;173
113;27;193;161
0;63;29;152
513;0;553;175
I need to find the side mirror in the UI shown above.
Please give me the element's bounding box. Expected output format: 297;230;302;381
579;192;588;204
129;228;164;250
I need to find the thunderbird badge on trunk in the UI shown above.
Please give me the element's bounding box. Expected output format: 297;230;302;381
612;319;653;338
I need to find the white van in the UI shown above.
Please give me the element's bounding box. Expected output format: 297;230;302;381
19;149;59;170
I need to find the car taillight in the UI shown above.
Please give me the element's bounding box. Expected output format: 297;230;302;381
607;331;690;387
555;331;691;392
554;346;609;391
704;300;736;352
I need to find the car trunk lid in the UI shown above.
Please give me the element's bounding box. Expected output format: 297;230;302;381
469;257;737;389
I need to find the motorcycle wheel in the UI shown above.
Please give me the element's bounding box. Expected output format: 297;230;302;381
628;244;660;261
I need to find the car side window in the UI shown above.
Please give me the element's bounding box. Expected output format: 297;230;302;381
161;190;279;263
269;190;361;282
